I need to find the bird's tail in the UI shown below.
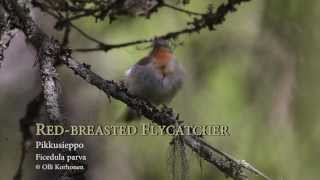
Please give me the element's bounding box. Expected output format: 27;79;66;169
121;107;140;122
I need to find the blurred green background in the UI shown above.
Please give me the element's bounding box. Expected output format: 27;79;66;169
1;0;320;180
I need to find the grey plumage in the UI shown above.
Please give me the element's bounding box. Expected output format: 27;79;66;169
123;47;184;121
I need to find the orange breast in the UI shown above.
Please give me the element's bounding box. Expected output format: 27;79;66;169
154;48;172;66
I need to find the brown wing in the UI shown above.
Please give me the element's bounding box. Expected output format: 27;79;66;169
125;56;152;77
136;56;152;66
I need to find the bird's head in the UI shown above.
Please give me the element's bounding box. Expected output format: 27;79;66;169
150;39;173;67
149;39;175;77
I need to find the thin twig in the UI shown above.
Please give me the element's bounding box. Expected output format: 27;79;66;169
69;23;106;45
73;0;251;53
61;11;71;46
31;0;249;53
162;2;203;16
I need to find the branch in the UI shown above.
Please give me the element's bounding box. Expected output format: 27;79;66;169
73;0;251;53
1;0;270;180
1;1;87;179
32;0;160;27
38;37;63;122
61;11;71;46
14;94;43;180
183;135;272;180
60;48;271;180
0;5;16;67
0;29;15;67
32;0;250;53
162;2;204;16
1;0;62;122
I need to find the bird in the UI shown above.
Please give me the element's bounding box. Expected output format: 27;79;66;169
123;39;185;121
